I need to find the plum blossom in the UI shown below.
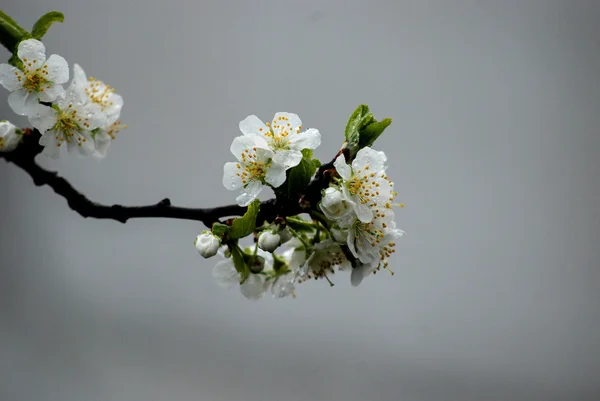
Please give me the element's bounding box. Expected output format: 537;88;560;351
70;64;125;158
223;135;286;206
333;147;393;223
239;112;321;168
0;39;68;115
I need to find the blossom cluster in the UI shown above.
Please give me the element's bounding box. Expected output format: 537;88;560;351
0;39;125;157
196;111;405;300
223;113;321;206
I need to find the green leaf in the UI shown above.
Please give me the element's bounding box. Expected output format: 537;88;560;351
211;222;229;239
312;158;321;169
229;199;260;239
31;11;64;40
0;10;29;52
345;104;374;154
286;151;318;200
358;117;392;148
230;245;249;283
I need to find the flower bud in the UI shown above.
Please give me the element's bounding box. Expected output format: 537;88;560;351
0;121;22;152
195;232;221;258
320;186;353;220
258;230;281;252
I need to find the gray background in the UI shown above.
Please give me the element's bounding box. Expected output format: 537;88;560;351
1;1;599;400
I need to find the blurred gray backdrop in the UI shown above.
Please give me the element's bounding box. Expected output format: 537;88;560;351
1;1;599;400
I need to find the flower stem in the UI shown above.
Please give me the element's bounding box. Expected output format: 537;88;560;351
0;10;28;52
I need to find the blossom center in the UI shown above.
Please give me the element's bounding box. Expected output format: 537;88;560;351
21;70;49;92
85;77;116;109
53;106;92;147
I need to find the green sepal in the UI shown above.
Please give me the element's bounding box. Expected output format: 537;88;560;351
211;222;230;240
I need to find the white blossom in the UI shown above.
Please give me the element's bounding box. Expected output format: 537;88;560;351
195;232;221;258
0;39;68;115
257;230;281;252
319;186;354;221
212;248;274;300
0;121;22;152
299;239;351;283
270;240;306;298
333;147;393;223
239;112;321;168
223;135;286;206
28;81;106;158
70;64;125;158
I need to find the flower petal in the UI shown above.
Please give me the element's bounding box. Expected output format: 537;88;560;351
272;149;302;168
38;83;65;102
0;64;22;91
240;274;266;300
66;131;95;157
264;162;286;188
333;154;351;180
239;115;269;137
28;103;57;132
236;180;264;206
8;89;39;116
352;147;387;173
289;128;321;150
230;134;271;160
93;130;112;159
353;196;374;223
213;259;240;288
271;112;302;136
18;39;46;69
39;132;62;159
43;54;69;84
223;162;244;190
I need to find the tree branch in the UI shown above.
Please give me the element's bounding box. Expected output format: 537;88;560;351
0;130;275;227
1;129;336;227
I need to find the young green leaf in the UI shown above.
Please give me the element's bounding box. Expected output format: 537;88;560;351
286;150;318;200
31;11;64;40
229;199;260;239
358;117;392;148
230;245;249;283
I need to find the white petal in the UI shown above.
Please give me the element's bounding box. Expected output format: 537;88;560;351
43;54;69;84
72;64;88;84
272;149;302;168
18;39;46;69
346;227;359;258
38;83;65;102
240;274;266;300
105;93;123;124
223;162;243;190
289;128;321;150
334;154;351;180
0;64;22;91
353;196;374;223
28;104;57;132
93;130;112;159
213;259;240;288
352;147;387;173
272;112;301;129
39;132;62;159
271;273;295;298
239;115;269;136
82;104;107;130
236;180;264;206
0;121;21;152
8;90;39;116
66;131;95;157
264;163;286;188
351;266;366;287
230;134;271;160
